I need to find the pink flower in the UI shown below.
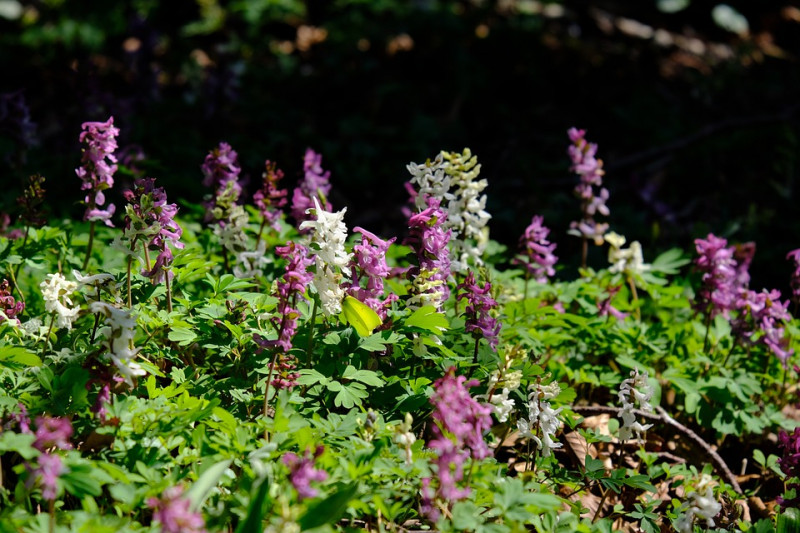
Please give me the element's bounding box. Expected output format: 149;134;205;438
788;248;800;306
349;227;398;320
147;486;206;533
0;279;24;323
512;215;558;283
405;196;452;309
291;148;332;227
253;160;288;230
33;416;73;451
76;117;118;226
456;271;500;350
32;452;64;501
693;233;738;318
567;128;609;243
282;446;328;500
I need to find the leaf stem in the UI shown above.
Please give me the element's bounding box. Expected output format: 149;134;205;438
83;220;95;270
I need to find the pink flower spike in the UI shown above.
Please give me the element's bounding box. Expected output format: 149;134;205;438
147;485;207;533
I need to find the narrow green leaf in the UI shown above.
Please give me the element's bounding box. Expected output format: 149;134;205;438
234;478;270;533
298;482;359;530
186;459;232;511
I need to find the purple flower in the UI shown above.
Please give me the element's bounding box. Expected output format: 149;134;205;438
92;383;111;422
349;227;398;320
567;128;609;244
291;148;332;227
282;446;328;500
693;233;738;319
253;160;288;231
147;485;207;533
733;242;756;289
32;452;64;501
597;285;627;320
422;368;492;518
512;215;558;283
456;271;500;350
788;248;800;306
734;288;794;366
123;177;184;284
201;142;242;223
0;279;24;323
76;117;118;226
778;428;800;508
405;196;452;309
33;416;73;451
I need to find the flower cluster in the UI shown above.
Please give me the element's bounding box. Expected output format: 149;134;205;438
393;413;416;465
567;127;609;245
76;117;118;226
456;271;500;350
123;177;184;284
605;232;648;277
147;485;207;533
0;279;24;323
283;446;328;500
90;301;146;386
512;215;558;283
777;427;800;508
405;196;452;310
422;368;492;520
349;227;397;320
406;153;450;212
617;368;654;442
40;273;80;330
788;248;800;306
25;415;73;501
693;233;738;318
673;474;722;532
517;381;563;458
254;160;288;231
441;149;491;271
292;148;332;227
300;198;352;316
733;288;794;366
201;141;242;205
201;143;249;255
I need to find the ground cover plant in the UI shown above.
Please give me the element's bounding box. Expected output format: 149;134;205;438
0;118;799;532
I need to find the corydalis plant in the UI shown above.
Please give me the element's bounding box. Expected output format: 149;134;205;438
788;248;800;307
76;117;119;268
122;177;183;311
517;380;563;459
405;196;452;311
90;301;146;387
283;446;328;501
422;367;492;521
567;128;609;266
349;227;397;320
0;279;24;323
732;288;794;366
617;368;653;442
254;160;288;240
456;271;500;356
202;143;248;270
512;215;558;287
292;148;332;228
300;197;352;317
693;233;738;320
147;485;207;533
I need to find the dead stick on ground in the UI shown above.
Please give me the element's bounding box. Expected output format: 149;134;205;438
571;405;742;494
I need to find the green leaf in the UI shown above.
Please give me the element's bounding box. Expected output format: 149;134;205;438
185;459;232;511
0;346;42;369
342;365;385;387
168;327;197;346
235;478;270;533
298;482;358;530
341;296;382;337
405;305;449;333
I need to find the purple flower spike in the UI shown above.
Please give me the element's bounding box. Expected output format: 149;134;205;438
693;233;738;319
788;248;800;306
513;215;558;283
76;117;118;226
456;271;500;350
33;416;73;451
283;446;328;500
567;128;609;244
422;367;492;518
33;452;64;501
405;196;452;309
254;160;288;231
147;486;207;533
0;279;24;323
202;142;242;223
349;227;398;320
291;148;333;228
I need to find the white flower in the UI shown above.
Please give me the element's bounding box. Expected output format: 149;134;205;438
233;240;271;279
90;301;146;386
674;473;722;532
617;368;654;442
393;413;416;465
214;204;249;252
407;154;451;211
300;198;353;316
488;388;515;423
517;381;563;457
40;273;80;330
606;232;649;276
72;270;115;286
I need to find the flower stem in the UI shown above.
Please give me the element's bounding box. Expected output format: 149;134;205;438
306;298;318;364
41;314;55;357
7;264;25;307
165;271;173;313
83;220;95;270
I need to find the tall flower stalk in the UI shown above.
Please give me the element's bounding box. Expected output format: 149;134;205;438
512;215;558;297
76;117;119;269
253;160;288;245
292;148;332;228
567;128;609;267
456;271;500;371
405;196;452;311
349;227;397;320
122;178;183;311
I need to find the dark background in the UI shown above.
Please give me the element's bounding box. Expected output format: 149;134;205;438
1;0;799;289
